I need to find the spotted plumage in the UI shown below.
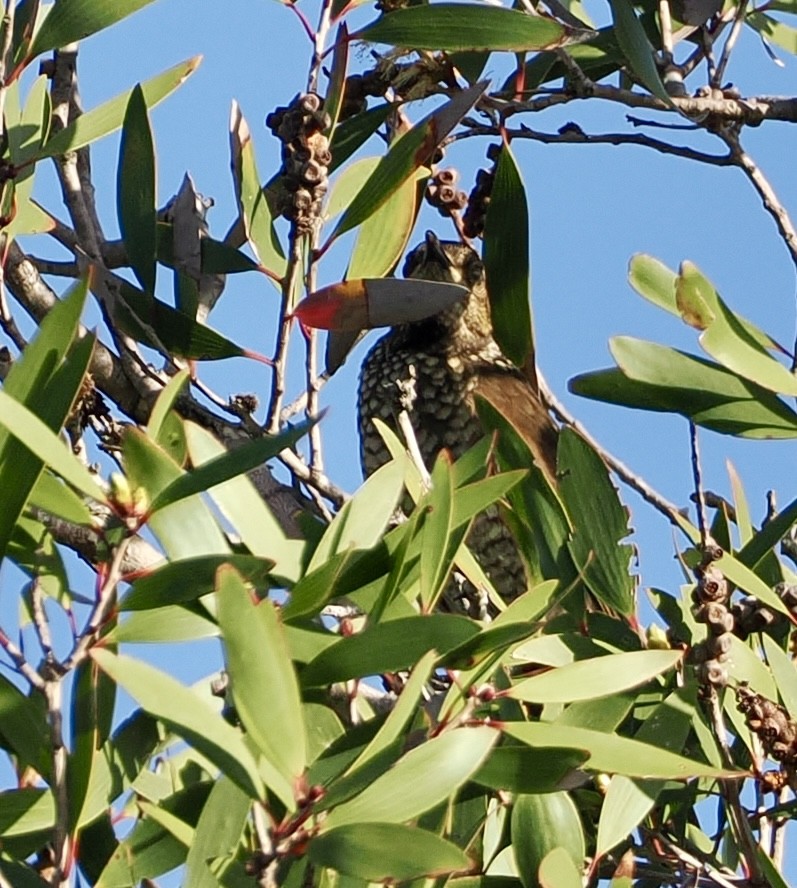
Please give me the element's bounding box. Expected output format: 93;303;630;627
358;231;558;612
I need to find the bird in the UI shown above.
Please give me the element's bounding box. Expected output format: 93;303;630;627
358;230;559;615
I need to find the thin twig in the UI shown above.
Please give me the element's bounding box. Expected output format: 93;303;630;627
689;421;709;548
718;127;797;269
0;627;45;691
453;123;734;167
713;0;749;89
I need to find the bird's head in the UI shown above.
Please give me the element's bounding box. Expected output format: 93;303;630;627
402;230;494;345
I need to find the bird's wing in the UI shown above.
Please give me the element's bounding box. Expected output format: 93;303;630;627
474;368;559;482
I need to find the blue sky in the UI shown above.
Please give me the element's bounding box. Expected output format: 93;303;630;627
4;0;797;882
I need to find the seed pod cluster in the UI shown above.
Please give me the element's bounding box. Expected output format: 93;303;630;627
426;167;467;217
462;143;500;239
736;683;797;775
692;545;732;687
266;93;331;234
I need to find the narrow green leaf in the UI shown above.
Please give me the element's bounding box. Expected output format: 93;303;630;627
0;388;106;504
509;650;681;703
309;456;406;569
678;262;797;395
452;471;528;529
748;11;797;55
595;689;695;859
348;168;421;279
324;725;497;828
28;469;93;526
484;141;532;367
608;0;671;101
324;23;349;136
117;84;157;294
347;650;436;774
111;605;218;643
8;75;49;165
112;278;250;360
309;823;472;881
475;745;588;794
505;722;740;779
332;81;487;241
122;426;230;559
150;419;314;512
763;636;797;719
184;777;251;888
230;102;286;276
557;429;636;615
325;157;380;221
0;674;49;779
300;614;479;686
355;4;578;52
421;453;456;608
329;103;392;172
0;787;54;837
217;567;307;804
41;57;201;158
27;0;157;59
147;368;190;441
183;422;306;583
91;650;263;799
121;555;273;611
512;793;585;887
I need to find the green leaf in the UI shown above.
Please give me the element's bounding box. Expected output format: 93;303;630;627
117;84;157;294
748;11;797;55
331;81;487;241
184;777;251;888
512;793;585;887
348;168;421;279
557;429;636;615
0;387;106;505
147;368;190;442
421;453;457;609
111;605;218;643
309;456;406;570
346;651;436;774
484;141;532;367
452;471;528;529
763;635;797;719
329;103;393;172
608;0;671;101
324;23;349;137
217;567;307;807
474;746;588;794
595;689;695;858
150;419;314;512
27;0;157;59
230;102;286;276
538;847;583;888
184;423;306;584
324;725;497;828
91;650;263;800
509;649;681;702
28;469;93;526
309;823;472;881
0;675;49;779
355;4;579;52
676;261;797;395
111;278;251;361
325;157;380;221
7;76;50;166
505;722;739;779
122;426;230;559
121;555;274;611
0;787;54;837
300;614;479;686
40;57;201;157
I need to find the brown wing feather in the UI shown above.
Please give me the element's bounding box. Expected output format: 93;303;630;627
473;369;559;482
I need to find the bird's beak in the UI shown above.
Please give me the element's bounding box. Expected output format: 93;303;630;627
424;230;451;269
